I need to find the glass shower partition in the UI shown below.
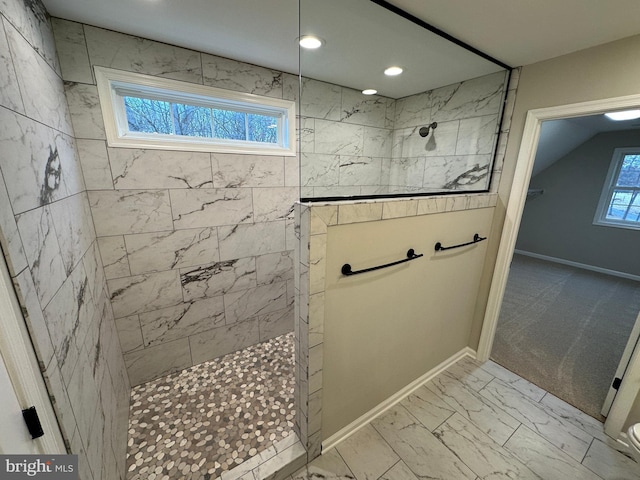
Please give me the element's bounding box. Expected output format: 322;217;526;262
298;0;511;201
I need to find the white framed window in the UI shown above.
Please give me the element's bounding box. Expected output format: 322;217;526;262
594;147;640;230
95;66;296;156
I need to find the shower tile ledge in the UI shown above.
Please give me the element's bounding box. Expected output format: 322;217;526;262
219;434;307;480
299;191;496;206
297;192;497;227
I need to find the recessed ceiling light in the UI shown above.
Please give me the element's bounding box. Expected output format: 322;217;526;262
384;66;403;76
604;109;640;121
299;35;323;49
362;89;377;95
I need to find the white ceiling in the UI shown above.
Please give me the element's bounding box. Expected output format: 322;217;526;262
41;0;300;75
41;0;640;97
390;0;640;67
298;0;503;98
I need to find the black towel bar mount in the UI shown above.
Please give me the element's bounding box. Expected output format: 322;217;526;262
341;249;423;276
435;233;486;252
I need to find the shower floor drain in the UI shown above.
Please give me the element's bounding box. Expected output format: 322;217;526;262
125;332;295;480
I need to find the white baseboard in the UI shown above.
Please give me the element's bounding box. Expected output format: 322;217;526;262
321;347;476;453
514;250;640;282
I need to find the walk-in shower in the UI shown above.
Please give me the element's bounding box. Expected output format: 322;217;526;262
126;334;295;479
298;0;510;202
47;13;300;480
0;0;512;479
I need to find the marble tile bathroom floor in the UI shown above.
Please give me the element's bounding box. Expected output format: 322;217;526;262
125;343;640;480
292;356;640;480
125;332;296;480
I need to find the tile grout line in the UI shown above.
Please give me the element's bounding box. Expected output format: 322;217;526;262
579;437;631;480
482;375;598;446
428;413;483;480
430;410;456;434
538;391;548;404
435;372;523;436
501;422;523;448
476;375;495;395
376;458;402;480
479;378;595;462
334;447;359;480
369;419;418;480
506;420;603;478
580;436;595;465
378;401;480;480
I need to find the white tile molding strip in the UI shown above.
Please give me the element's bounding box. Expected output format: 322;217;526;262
321;347;476;453
514;249;640;282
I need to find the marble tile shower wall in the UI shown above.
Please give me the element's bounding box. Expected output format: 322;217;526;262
299;78;395;198
51;19;299;386
0;2;130;480
300;71;507;197
391;71;507;193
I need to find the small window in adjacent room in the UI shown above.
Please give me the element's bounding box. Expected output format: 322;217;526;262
594;147;640;230
95;67;296;156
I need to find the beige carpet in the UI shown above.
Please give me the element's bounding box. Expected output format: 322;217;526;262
491;254;640;420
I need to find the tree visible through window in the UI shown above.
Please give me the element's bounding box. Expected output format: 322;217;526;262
95;66;295;156
595;148;640;229
124;96;278;144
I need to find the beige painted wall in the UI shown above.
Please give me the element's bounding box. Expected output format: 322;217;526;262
322;207;494;438
483;34;640;426
498;34;640;205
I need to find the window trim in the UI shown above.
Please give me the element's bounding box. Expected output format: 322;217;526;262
95;66;296;156
593;147;640;231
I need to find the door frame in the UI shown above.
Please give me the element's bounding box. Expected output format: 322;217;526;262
602;311;640;417
0;254;65;453
606;311;640;438
476;92;640;440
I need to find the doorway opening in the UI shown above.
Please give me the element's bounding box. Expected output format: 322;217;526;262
478;94;640;440
490;113;640;420
492;254;640;419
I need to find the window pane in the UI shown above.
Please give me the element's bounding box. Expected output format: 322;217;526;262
606;189;640;222
212;109;246;140
616;154;640;187
629;191;640;222
171;103;212;138
124;96;173;134
248;113;278;144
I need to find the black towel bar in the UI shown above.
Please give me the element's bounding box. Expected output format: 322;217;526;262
341;249;423;276
435;233;487;251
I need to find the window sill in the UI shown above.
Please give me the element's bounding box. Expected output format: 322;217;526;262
593;219;640;232
108;134;296;157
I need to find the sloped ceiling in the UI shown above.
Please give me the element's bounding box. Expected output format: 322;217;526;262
534;116;640;177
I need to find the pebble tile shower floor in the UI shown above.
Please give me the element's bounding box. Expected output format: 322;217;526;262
126;333;295;480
